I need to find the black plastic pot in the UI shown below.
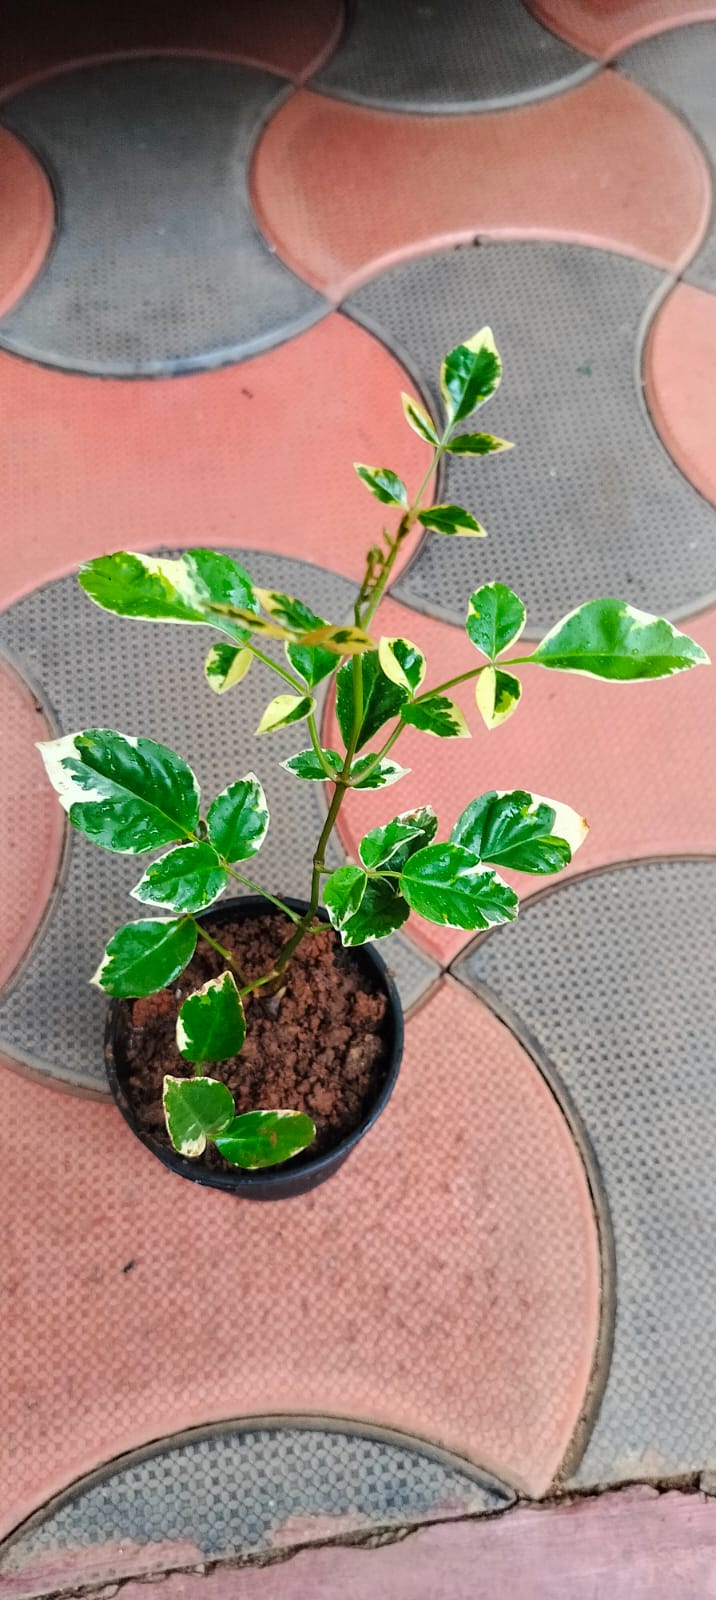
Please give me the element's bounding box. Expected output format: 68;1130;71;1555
105;896;404;1200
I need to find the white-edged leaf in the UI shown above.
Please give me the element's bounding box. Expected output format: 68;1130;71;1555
400;843;518;930
131;842;227;914
417;504;486;537
402;696;470;738
440;327;501;424
466;582;526;658
354;464;408;506
204;642;253;693
475;665;521;729
530;599;710;680
78;549;257;642
401;391;439;445
162;1074;235;1157
176;972;246;1064
349;755;411;789
324;868;409;946
323;865;368;926
215;1109;316;1169
255;693;315;734
447;432;513;455
207;774;269;861
335;652;407;749
37;728;200;853
451;789;588;874
359;807;438;871
378;636;426;694
298;623;374;656
92;917;197;997
281;749;344;781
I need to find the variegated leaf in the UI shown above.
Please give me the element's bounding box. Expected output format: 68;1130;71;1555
359;807;438;871
131;841;227;914
349;755;410;789
335;653;407;749
37;728;200;853
466;583;526;658
400;843;518;931
324;868;409;946
378;636;426;694
402;696;470;738
475;666;521;729
447;432;513;455
207;774;269;861
92;917;197;997
281;749;344;781
530;599;710;680
440;328;501;424
163;1074;235;1157
401;391;439;445
176;972;246;1064
417;504;486;537
255;694;315;734
78;549;257;641
451;789;588;874
204;642;253;694
354;464;408;506
215;1109;316;1168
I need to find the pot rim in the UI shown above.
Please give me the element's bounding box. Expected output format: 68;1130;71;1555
104;895;404;1194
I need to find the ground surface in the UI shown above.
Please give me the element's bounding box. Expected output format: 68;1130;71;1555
1;2;716;1594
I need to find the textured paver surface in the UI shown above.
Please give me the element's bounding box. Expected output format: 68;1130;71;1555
1;0;716;1591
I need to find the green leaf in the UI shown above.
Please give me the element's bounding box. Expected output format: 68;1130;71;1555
299;623;374;656
255;693;315;734
207;774;269;861
79;549;257;641
400;843;518;931
176;972;246;1065
358;806;438;871
530;599;710;680
349;755;410;789
286;639;337;689
254;589;322;632
466;582;526;658
204;642;253;694
92;917;197;997
447;432;513;455
215;1109;316;1169
417;504;486;537
402;696;470;738
38;728;200;853
475;666;522;729
323;864;368;925
440;328;501;424
281;748;344;781
451;789;589;873
335;652;407;750
131;841;227;914
354;464;408;506
324;869;409;946
401;391;439;445
162;1074;235;1157
378;636;426;694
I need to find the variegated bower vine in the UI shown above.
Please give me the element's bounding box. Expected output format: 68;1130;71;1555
40;330;709;1169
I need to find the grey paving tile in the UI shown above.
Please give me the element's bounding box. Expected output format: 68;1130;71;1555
0;59;326;375
313;0;595;112
455;860;716;1487
619;23;716;293
0;1424;512;1593
346;242;716;634
0;553;361;1090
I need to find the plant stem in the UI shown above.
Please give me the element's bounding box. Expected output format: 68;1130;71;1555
307;710;335;776
243;639;307;693
222;863;301;922
193;922;248;984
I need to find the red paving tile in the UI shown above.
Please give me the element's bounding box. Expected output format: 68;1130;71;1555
0;0;343;95
644;282;716;508
328;595;716;964
0;980;599;1535
251;73;710;299
0;658;63;990
0;129;54;320
0;315;430;608
529;0;716;56
105;1488;716;1599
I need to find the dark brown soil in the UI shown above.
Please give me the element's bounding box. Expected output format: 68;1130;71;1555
116;912;389;1169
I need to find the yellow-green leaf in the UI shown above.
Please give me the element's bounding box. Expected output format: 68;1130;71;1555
475;666;522;729
401;391;439;445
204;642;253;694
255;694;315;734
378;636;426;693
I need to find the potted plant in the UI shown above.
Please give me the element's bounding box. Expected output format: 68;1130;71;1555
39;329;708;1197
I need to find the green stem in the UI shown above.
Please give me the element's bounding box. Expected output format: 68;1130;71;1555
307;710;335;776
347;717;404;785
193;922;248;985
222;862;301;922
243;639;306;693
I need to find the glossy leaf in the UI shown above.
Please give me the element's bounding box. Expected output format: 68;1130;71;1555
324;869;409;946
359;806;438;871
286;639;337;689
440;328;501;424
207;774;269;861
475;665;522;729
447;432;513;455
204;642;253;694
79;549;257;641
176;972;246;1064
401;391;439;445
451;789;588;873
323;864;368;925
378;636;426;694
400;843;518;931
38;728;200;853
417;504;486;537
254;589;322;633
299;623;374;656
354;464;408;506
335;652;407;750
215;1109;316;1169
466;582;526;658
402;696;470;738
281;748;344;781
530;599;710;680
218;610;291;640
255;693;315;734
92;917;197;997
349;755;410;789
131;842;227;914
162;1074;234;1157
